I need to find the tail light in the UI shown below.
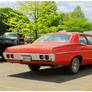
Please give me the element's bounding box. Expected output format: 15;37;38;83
7;54;10;58
45;55;49;60
11;54;14;58
40;55;44;59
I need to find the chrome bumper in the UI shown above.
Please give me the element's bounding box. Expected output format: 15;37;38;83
3;52;55;62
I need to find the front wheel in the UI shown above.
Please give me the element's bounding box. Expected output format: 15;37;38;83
67;57;80;74
28;64;40;72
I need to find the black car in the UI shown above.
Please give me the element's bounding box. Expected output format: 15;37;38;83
2;32;19;45
0;36;16;61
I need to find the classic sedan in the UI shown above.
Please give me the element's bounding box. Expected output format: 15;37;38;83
3;32;92;74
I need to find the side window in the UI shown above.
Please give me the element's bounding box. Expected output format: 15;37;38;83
79;35;88;45
86;36;92;45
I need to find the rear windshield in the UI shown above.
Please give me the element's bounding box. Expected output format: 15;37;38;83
35;33;72;42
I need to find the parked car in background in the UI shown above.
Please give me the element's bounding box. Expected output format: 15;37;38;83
2;32;19;45
0;36;17;60
3;32;92;74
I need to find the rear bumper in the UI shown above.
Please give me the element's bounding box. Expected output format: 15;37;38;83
3;52;56;65
7;60;55;66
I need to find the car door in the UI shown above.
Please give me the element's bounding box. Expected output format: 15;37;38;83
79;34;90;64
85;35;92;64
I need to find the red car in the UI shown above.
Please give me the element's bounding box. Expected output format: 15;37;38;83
3;32;92;74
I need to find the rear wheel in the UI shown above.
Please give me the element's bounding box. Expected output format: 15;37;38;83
67;57;80;74
28;64;40;72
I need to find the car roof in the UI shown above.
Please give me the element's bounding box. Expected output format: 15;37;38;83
54;32;80;35
54;32;92;36
4;32;17;35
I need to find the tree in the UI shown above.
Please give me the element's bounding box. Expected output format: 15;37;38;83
1;3;92;40
0;8;31;37
62;18;92;32
60;6;92;32
6;10;31;35
63;12;72;21
18;1;63;39
72;6;85;18
0;8;11;35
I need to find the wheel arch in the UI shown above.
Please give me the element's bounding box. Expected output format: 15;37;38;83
72;55;83;64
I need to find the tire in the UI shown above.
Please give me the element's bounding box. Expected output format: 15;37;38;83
28;64;40;72
67;57;80;74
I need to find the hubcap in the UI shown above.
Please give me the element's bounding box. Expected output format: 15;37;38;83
72;58;80;73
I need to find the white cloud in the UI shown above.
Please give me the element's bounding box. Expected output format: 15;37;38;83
82;7;92;19
57;1;92;20
58;5;67;11
0;1;18;8
66;2;92;8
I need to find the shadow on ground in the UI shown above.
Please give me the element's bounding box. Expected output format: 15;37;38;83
9;65;92;83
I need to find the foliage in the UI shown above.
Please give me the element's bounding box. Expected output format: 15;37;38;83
0;3;92;40
0;8;11;35
63;12;72;21
62;18;92;32
62;6;92;32
71;6;85;18
18;1;92;38
0;8;31;36
5;8;31;36
18;1;65;39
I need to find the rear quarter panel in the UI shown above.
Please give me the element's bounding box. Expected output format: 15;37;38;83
53;44;86;65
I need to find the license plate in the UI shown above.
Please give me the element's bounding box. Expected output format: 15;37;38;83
22;56;31;61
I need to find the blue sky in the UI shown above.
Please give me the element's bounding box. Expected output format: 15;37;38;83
56;1;92;21
0;1;92;21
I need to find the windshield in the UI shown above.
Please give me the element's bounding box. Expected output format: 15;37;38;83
35;33;72;42
3;33;17;38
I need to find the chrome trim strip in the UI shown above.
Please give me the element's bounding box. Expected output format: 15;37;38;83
56;50;92;54
3;52;55;61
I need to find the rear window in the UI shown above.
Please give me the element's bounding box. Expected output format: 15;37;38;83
3;33;17;38
35;33;72;42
